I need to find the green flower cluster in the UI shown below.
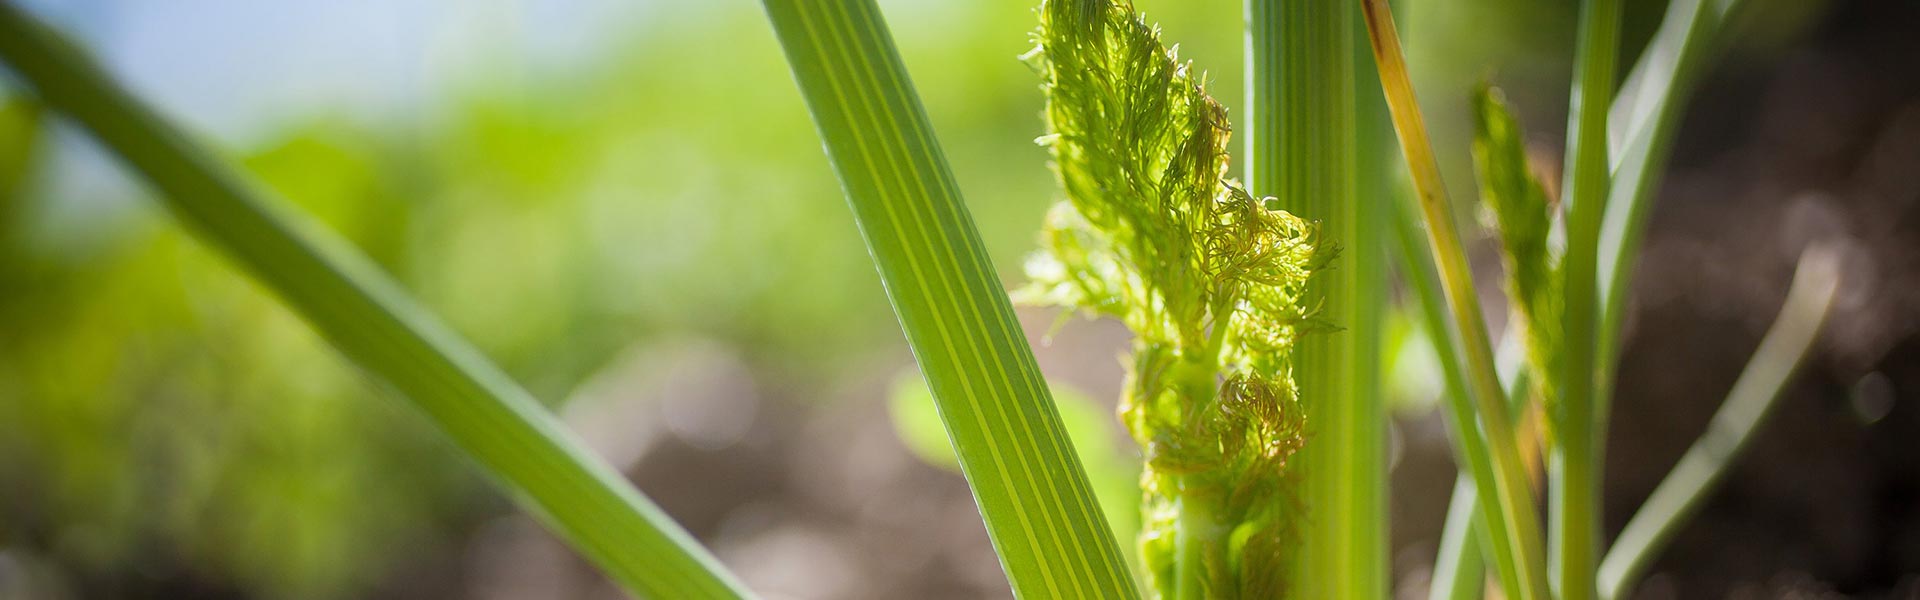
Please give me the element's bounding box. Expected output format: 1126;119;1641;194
1019;1;1335;596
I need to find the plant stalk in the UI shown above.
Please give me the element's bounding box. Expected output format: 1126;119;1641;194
1382;98;1493;600
1554;0;1624;596
1248;1;1387;597
1428;355;1533;600
1172;494;1224;600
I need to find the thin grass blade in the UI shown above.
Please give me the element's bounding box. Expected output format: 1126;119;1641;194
1359;1;1549;597
1552;0;1625;596
0;5;751;598
1596;0;1742;424
1426;357;1533;600
1392;182;1494;600
1597;244;1841;599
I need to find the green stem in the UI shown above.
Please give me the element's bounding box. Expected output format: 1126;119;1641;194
0;3;749;598
1428;363;1533;600
1157;355;1224;600
1359;2;1547;597
1597;245;1841;599
1431;477;1487;600
1173;494;1224;600
1249;1;1387;597
1387;144;1484;600
1555;0;1624;596
762;1;1138;598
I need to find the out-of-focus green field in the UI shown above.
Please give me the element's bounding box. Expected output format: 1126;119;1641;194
0;1;1579;597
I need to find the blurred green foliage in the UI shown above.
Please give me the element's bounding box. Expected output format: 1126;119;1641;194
0;1;1596;597
0;4;1069;596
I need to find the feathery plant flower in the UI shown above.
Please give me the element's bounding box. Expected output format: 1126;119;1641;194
1018;0;1334;596
1471;84;1563;415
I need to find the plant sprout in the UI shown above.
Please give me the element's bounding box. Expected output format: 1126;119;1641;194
1020;1;1333;597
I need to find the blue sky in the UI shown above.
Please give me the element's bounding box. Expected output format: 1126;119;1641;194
17;0;653;138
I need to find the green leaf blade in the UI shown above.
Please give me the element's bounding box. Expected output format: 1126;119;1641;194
761;2;1138;598
1597;0;1739;426
1554;0;1625;596
1597;245;1841;599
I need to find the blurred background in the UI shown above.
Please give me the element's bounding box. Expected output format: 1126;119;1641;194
0;0;1915;598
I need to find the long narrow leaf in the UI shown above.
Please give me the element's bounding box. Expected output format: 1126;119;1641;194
1427;356;1533;600
0;5;751;599
759;2;1137;598
1391;98;1538;600
1596;0;1742;425
1248;1;1388;597
1359;1;1549;597
1597;244;1841;599
1552;0;1624;596
1392;184;1491;600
